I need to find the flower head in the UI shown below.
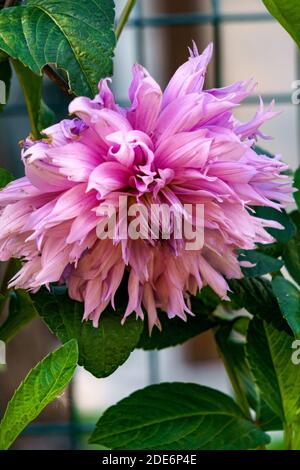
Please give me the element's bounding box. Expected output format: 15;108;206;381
0;43;293;330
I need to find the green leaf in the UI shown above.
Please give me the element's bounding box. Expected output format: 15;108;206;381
293;166;300;211
247;317;300;439
0;59;11;112
0;290;38;343
12;60;55;138
0;339;78;450
0;0;115;97
272;276;300;338
238;249;283;277
283;211;300;286
90;382;270;450
258;400;283;432
256;241;284;259
138;295;218;350
252;206;296;244
0;167;13;188
228;277;291;334
33;289;143;378
215;319;282;431
197;285;221;309
254;145;275;158
263;1;300;51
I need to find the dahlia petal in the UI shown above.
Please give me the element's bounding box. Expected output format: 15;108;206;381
155;130;211;168
42;118;88;146
235;98;279;140
97;78;119;111
199;255;230;300
92;109;132;140
162;42;213;108
142;282;161;333
66;211;98;244
87;161;132;198
207;79;256;104
46;142;100;182
208;162;257;183
127;64;162;134
155;92;236;144
41;184;95;229
0;177;41;204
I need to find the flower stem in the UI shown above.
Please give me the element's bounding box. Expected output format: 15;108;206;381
224;361;252;420
216;339;252;420
284;424;293;450
115;0;137;41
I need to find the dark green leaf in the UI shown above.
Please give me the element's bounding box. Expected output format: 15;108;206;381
12;60;54;138
257;400;283;432
262;1;300;51
228;277;291;334
239;249;283;277
0;168;13;188
254;145;274;158
252;206;296;244
256;241;283;259
0;290;38;343
0;0;116;97
247;317;300;431
90;382;270;450
283;211;300;286
138;295;218;350
0;59;11;112
33;289;143;378
196;285;221;309
0;339;78;449
272;276;300;338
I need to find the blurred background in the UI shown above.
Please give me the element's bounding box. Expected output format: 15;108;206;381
0;0;297;449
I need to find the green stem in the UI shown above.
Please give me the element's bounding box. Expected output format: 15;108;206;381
115;0;137;40
11;59;40;139
284;424;293;450
216;342;252;420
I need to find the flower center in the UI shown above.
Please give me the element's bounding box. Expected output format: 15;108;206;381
106;129;174;196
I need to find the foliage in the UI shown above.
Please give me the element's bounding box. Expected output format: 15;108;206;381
0;0;115;97
0;340;78;449
263;1;300;52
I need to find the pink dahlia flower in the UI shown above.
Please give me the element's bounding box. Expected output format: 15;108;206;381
0;44;293;330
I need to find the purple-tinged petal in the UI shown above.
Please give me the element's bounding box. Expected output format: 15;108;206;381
127;64;162;134
87;161;132;198
162;42;213;108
